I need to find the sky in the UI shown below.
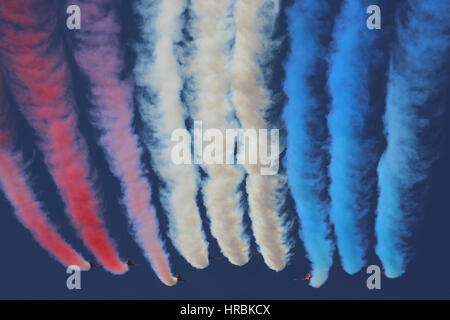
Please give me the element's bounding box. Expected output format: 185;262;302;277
0;0;449;299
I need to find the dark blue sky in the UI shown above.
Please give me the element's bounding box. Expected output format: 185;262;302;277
1;0;449;299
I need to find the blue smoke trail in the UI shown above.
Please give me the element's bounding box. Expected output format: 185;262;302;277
376;0;450;278
327;0;385;274
283;0;336;288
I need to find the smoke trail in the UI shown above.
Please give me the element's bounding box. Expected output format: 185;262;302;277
327;0;385;274
134;0;209;269
230;0;291;272
282;0;336;287
0;0;127;274
376;0;450;278
69;0;176;285
0;74;90;271
186;0;249;266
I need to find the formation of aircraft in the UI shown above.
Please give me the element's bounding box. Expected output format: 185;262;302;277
88;258;380;286
86;255;388;287
86;254;337;286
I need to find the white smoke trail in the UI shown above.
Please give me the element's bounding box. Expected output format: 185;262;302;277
229;0;291;271
187;0;250;266
134;0;209;269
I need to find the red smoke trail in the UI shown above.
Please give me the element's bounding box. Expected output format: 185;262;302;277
70;0;176;285
0;74;90;270
0;0;127;274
